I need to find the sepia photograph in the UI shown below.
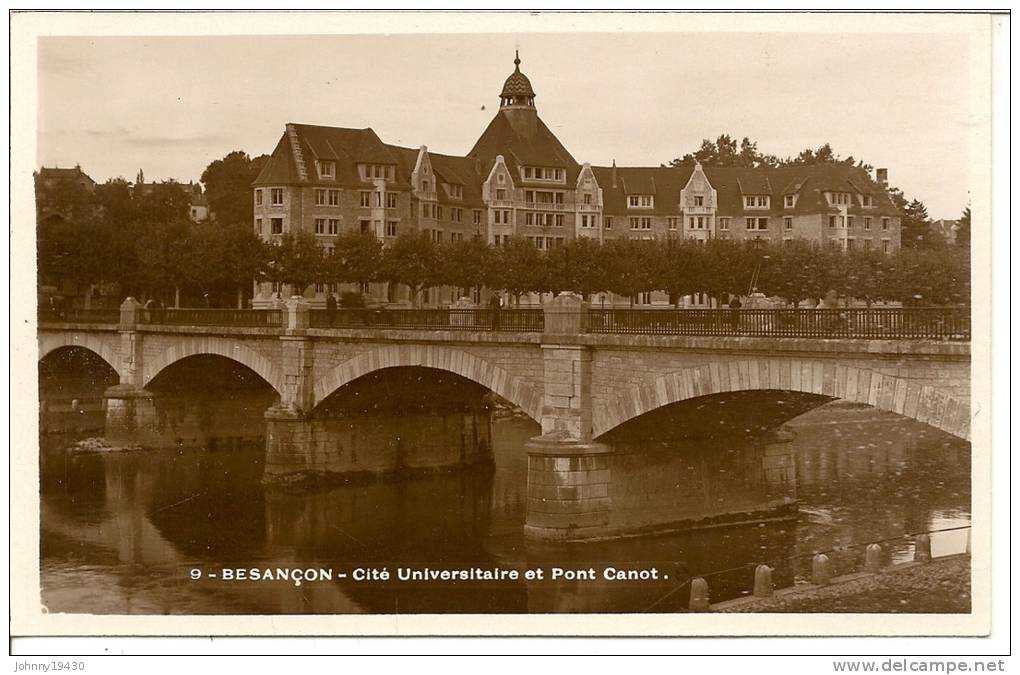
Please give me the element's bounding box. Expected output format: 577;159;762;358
10;10;1002;645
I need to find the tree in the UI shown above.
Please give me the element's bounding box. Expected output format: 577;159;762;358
438;236;495;295
378;231;440;307
699;238;758;302
490;237;545;304
900;198;945;249
266;230;326;295
653;238;705;306
217;223;269;307
328;230;383;289
200;151;269;226
956;207;971;249
554;236;608;299
602;238;658;305
891;247;968;306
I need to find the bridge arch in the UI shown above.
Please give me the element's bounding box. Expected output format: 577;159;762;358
593;358;970;441
142;337;285;396
312;344;543;424
38;332;122;379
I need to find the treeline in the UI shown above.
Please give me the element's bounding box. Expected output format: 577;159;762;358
36;174;968;307
298;231;967;308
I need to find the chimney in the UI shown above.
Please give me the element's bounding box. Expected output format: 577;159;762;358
876;168;888;188
612;160;618;189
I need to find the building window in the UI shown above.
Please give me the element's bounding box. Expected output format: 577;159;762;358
882;239;891;253
668;217;678;230
315;189;327;206
270;218;283;234
360;219;371;234
629;217;652;230
360;191;371;208
386;192;397;209
628;195;653;208
314;218;326;235
328;190;340;207
745;195;769;208
386;221;398;237
473;210;482;225
317;161;335;179
784;195;795;208
847;238;855;251
746;217;768;231
583;194;592;205
270;188;284;206
694;196;704;207
604;217;612;230
328;219;340;235
862;194;874;207
882;218;890;230
829;215;837;228
784;217;793;230
864;239;872;251
864;216;872;230
255;189;263;206
718;217;730;231
255;218;262;234
555;214;564;227
495;188;507;201
847;216;855;229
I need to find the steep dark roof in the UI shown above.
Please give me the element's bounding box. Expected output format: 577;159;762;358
468;111;580;182
252;124;409;188
590;163;899;217
592;166;689;215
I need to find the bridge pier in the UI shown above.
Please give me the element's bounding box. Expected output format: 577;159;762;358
524;434;613;540
103;383;159;447
525;293;614;540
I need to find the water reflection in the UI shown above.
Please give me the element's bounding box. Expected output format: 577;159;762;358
40;402;970;614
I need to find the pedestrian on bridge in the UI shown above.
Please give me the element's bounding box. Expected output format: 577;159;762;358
325;293;338;327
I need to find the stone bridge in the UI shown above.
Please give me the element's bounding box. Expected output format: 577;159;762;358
39;297;970;540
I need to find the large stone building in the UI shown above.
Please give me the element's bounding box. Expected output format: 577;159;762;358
252;53;901;307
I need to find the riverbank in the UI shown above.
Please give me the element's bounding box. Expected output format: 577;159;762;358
714;554;970;613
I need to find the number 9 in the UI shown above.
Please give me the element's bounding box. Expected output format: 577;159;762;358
190;568;201;580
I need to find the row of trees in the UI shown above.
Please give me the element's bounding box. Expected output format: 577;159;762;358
280;231;968;308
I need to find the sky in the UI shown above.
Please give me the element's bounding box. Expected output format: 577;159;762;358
37;30;974;219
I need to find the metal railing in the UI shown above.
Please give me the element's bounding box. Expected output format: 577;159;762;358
142;308;283;327
38;308;121;324
588;308;970;340
310;308;544;332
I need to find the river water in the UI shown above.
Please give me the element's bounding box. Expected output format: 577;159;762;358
39;399;970;614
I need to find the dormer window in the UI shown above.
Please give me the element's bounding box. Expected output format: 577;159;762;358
359;164;395;182
317;160;336;179
827;192;851;206
523;166;565;183
784;195;796;208
861;194;874;208
628;195;654;208
744;195;770;209
445;184;463;200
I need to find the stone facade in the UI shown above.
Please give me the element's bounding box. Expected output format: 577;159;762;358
249;55;903;308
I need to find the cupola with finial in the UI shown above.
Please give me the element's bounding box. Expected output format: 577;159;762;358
500;50;536;109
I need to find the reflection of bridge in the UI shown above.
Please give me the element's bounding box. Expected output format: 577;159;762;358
39;297;970;539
